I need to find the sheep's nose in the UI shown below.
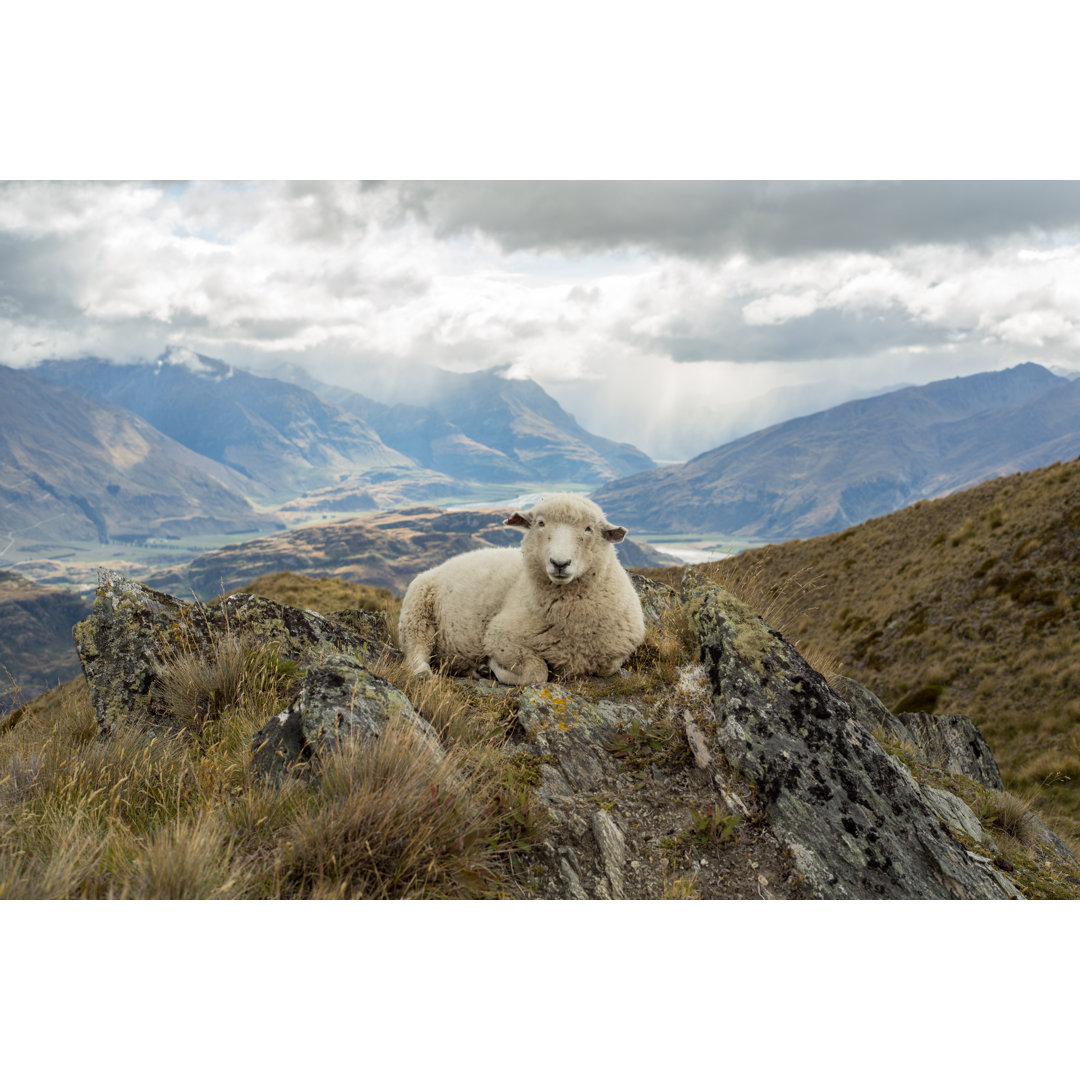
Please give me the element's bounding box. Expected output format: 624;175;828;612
549;557;571;572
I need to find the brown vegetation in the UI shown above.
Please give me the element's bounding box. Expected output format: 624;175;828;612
707;456;1080;846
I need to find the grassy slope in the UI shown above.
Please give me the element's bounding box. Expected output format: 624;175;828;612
3;565;1076;898
0;572;537;899
704;456;1080;844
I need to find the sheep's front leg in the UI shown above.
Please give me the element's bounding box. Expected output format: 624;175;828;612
485;637;549;685
403;647;434;678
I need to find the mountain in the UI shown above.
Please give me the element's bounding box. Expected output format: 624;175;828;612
32;349;414;496
7;561;1076;898
593;363;1073;538
147;506;676;598
281;363;656;485
0;364;271;549
682;453;1080;846
0;570;91;711
325;391;532;483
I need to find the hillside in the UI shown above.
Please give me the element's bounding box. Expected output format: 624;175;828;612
31;350;415;496
316;389;533;483
0;363;270;551
3;563;1075;899
148;506;676;599
0;571;91;711
699;455;1080;842
593;363;1078;539
290;364;656;485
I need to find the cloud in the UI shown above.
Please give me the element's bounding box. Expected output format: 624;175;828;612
4;180;1080;461
399;181;1080;259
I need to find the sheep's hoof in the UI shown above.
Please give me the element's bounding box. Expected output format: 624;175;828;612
404;656;434;678
490;658;548;686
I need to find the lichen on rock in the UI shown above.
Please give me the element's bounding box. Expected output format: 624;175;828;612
691;579;1035;898
251;653;441;777
73;568;395;736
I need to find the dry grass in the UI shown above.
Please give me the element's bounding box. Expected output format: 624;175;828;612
716;455;1080;847
0;576;547;899
635;560;844;684
240;571;398;617
980;789;1039;846
274;718;509;899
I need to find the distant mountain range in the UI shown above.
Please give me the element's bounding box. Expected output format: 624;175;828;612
32;350;414;496
34;350;655;494
0;363;270;547
593;363;1080;539
1;350;659;584
281;363;656;484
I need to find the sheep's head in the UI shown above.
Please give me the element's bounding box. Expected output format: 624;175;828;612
505;494;627;586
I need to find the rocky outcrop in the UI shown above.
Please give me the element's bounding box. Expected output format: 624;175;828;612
834;678;1004;791
690;582;1023;898
73;568;395;735
251;653;441;777
70;568;1077;899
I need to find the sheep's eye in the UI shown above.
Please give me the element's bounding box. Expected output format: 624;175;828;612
537;520;545;528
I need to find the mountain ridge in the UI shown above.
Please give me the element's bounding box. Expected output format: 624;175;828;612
31;350;414;496
593;363;1074;538
0;364;271;549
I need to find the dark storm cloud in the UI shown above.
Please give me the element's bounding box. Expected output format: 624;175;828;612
401;181;1080;259
628;303;950;365
0;234;90;320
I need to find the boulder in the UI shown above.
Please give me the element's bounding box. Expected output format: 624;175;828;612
690;580;1024;899
251;653;441;777
73;568;395;735
834;677;1004;791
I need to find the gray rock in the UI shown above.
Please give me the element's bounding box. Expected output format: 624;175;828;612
629;573;679;629
591;809;627;899
692;581;1021;899
894;711;1005;791
919;784;991;845
250;652;441;776
73;569;391;735
834;677;1004;791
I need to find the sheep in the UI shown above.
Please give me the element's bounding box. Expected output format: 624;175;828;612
397;493;646;685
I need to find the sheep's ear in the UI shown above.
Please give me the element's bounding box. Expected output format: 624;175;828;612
505;511;533;529
601;525;627;543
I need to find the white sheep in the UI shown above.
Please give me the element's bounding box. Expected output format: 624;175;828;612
397;494;646;685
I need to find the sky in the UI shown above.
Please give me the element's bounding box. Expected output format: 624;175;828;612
3;179;1080;460
5;4;1079;462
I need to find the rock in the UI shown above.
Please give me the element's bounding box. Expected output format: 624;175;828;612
73;569;391;735
591;810;627;899
324;608;397;653
691;580;1023;899
62;568;1076;900
834;677;1004;791
250;653;441;776
629;573;679;629
683;711;713;770
894;711;1005;792
918;783;991;845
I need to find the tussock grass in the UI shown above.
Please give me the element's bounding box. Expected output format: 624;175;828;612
709;456;1080;848
0;575;547;899
980;789;1039;846
635;560;844;684
154;633;300;743
275;718;508;899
